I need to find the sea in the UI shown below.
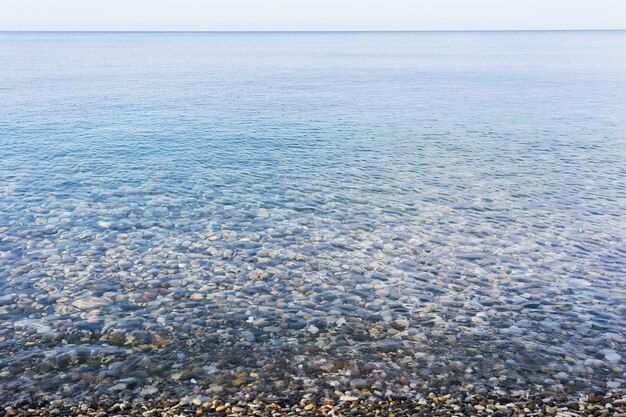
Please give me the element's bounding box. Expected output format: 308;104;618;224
0;31;625;404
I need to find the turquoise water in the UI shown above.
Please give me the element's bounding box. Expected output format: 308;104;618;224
0;31;625;403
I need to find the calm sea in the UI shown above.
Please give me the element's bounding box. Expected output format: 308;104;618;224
0;31;625;402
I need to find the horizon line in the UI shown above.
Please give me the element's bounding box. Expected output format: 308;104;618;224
1;28;625;33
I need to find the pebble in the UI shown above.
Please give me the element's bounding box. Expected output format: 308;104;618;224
339;396;359;402
5;393;626;417
71;296;112;310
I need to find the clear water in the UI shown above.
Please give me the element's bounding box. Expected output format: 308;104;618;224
0;31;625;403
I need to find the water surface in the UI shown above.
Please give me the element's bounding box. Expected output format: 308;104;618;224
0;31;625;403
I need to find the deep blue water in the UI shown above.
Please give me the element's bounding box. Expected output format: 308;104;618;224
0;31;625;403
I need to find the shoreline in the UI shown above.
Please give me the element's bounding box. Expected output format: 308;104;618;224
4;390;626;417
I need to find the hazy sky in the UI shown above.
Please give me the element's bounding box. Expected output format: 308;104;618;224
1;0;625;31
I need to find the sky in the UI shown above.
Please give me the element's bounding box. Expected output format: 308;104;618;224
1;0;625;31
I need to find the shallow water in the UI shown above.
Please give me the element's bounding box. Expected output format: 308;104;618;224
0;31;625;403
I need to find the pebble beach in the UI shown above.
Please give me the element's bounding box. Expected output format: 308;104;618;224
5;392;626;417
0;31;625;415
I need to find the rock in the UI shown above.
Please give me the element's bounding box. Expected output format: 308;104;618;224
340;396;359;402
584;359;603;368
306;325;319;334
392;318;410;329
288;318;307;329
373;340;402;352
604;350;621;363
140;386;159;395
109;383;127;391
107;330;127;346
118;260;133;270
241;331;256;342
350;379;370;389
72;297;111;310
